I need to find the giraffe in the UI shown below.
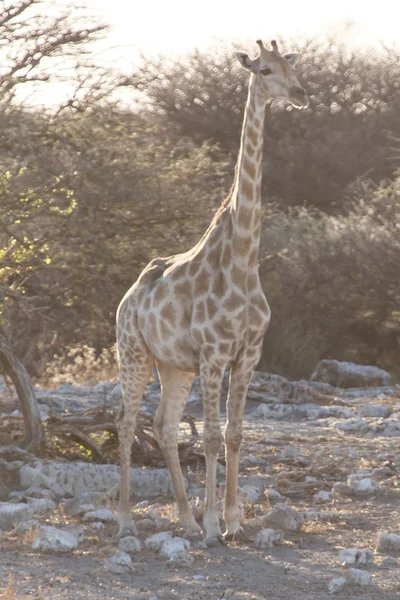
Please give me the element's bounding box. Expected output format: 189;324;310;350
116;39;309;543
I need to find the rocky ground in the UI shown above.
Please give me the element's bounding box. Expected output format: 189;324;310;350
0;365;400;599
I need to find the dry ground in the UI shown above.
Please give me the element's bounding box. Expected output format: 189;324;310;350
0;397;399;600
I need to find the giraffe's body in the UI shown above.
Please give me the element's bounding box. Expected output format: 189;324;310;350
116;39;309;542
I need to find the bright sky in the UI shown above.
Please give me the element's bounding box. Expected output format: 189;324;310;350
85;0;399;59
19;0;400;107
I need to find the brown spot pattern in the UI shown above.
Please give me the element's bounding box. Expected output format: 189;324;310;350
239;178;254;201
194;268;209;296
221;243;232;269
243;157;256;180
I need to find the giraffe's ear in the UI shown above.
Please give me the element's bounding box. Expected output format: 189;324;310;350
236;52;258;72
284;53;301;68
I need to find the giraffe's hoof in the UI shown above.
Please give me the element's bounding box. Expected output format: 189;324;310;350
183;529;203;542
224;528;253;544
203;534;226;548
117;525;138;540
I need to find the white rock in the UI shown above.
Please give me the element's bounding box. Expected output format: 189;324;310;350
338;548;373;565
118;535;142;554
239;485;260;503
255;528;284;549
335;418;370;433
329;577;346;593
145;508;162;521
314;491;332;504
264;489;283;505
90;522;105;530
359;405;391;418
82;508;118;523
329;568;373;594
280;445;299;459
28;498;57;515
106;551;133;574
311;359;390;388
110;384;122;399
346;568;373;586
65;525;85;544
263;504;304;532
0;502;33;529
19;465;52;489
376;532;400;553
28;460;175;500
347;474;380;496
14;519;39;533
144;531;173;552
32;526;78;552
160;537;193;565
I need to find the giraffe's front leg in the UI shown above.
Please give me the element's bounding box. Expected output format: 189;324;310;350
201;360;226;543
223;352;260;540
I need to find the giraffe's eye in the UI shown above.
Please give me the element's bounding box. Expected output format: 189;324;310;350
260;67;273;76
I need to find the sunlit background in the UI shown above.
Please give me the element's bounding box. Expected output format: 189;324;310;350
86;0;399;55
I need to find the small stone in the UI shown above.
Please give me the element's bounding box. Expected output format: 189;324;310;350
155;517;172;531
135;518;156;532
263;504;304;532
146;509;162;521
14;519;39;533
160;537;193;566
19;465;51;489
263;489;283;505
32;526;78;552
314;491;332;504
0;502;33;529
347;474;380;496
338;548;373;565
255;528;284;549
329;577;346;593
110;384;122;400
106;551;133;574
376;532;400;553
28;498;57;515
193;575;205;580
144;531;173;552
239;485;260;503
65;525;85;544
118;535;142;554
359;405;391;418
346;568;373;586
90;522;105;530
82;508;117;523
280;445;299;459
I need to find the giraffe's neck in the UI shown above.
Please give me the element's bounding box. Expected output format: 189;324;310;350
229;74;266;268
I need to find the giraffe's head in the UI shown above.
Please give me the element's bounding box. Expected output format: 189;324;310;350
236;39;309;108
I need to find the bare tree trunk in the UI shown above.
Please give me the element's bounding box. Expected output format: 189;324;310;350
0;338;44;454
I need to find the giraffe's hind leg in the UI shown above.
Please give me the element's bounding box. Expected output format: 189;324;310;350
116;322;153;537
153;362;201;538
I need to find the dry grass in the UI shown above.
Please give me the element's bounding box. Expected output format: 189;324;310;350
0;575;47;600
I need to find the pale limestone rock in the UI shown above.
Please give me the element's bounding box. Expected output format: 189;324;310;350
376;532;400;553
144;531;173;552
32;526;78;552
263;504;304;532
106;551;133;574
0;502;33;529
160;537;193;566
338;548;373;565
118;535;142;554
255;528;284;549
82;508;117;523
